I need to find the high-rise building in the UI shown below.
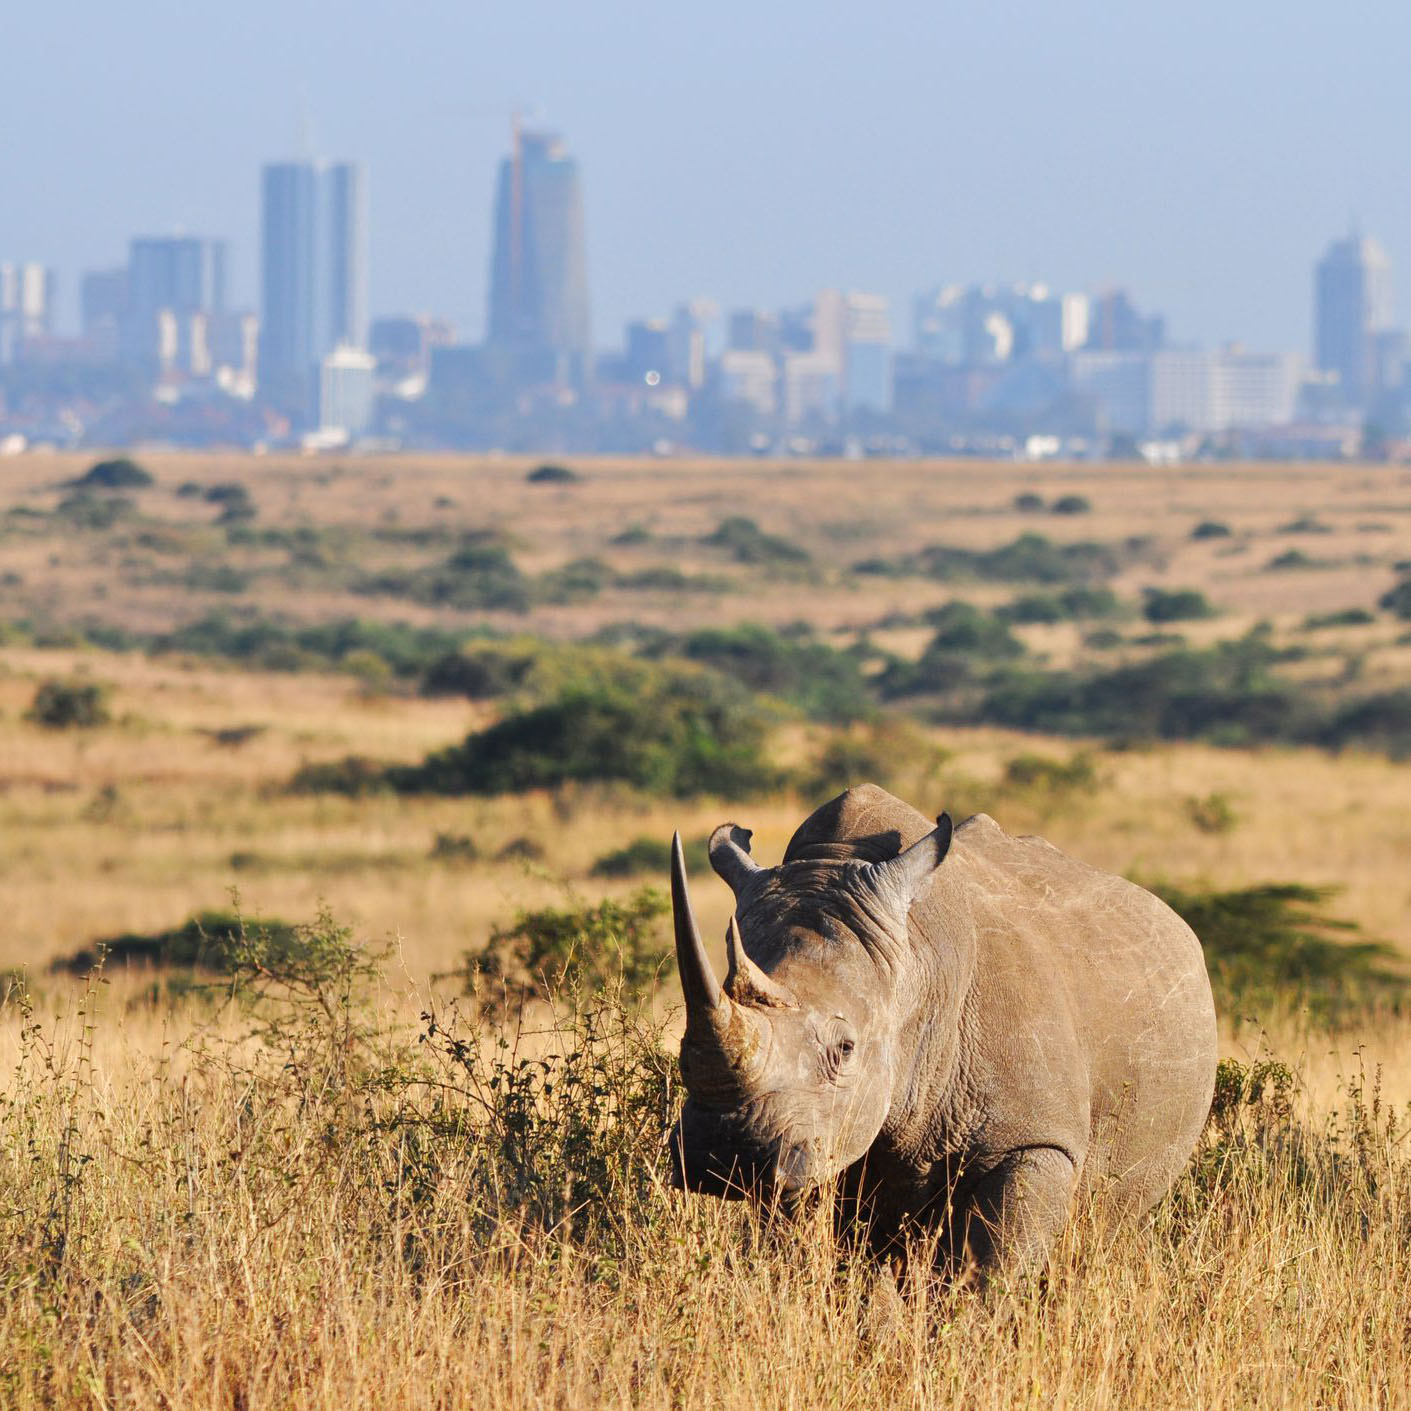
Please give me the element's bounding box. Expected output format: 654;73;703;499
486;126;591;387
81;268;129;361
0;262;55;364
125;236;228;366
260;160;368;409
1314;231;1393;408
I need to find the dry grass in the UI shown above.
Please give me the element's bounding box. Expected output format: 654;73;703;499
2;452;1411;1405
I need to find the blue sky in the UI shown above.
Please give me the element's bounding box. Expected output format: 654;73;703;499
2;0;1406;353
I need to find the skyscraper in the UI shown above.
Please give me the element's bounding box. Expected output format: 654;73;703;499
1314;231;1393;408
486;125;591;387
0;262;55;364
125;236;228;364
260;160;367;410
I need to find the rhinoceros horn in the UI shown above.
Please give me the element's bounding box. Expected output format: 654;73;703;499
672;832;771;1101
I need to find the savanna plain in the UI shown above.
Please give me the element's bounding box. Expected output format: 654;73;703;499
2;451;1411;1408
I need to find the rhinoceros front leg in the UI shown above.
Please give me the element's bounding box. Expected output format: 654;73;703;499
953;1146;1078;1283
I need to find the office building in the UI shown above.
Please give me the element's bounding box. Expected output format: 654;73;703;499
125;236;228;366
0;262;55;364
319;345;377;438
260;159;368;406
1314;232;1393;408
486;126;591;387
81;268;129;361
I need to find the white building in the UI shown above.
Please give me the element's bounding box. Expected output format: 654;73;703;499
1149;349;1301;433
1070;351;1150;435
319;345;377;439
782;350;840;425
718;349;777;416
0;262;55;364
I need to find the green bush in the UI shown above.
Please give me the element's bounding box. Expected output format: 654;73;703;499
1143;587;1216;624
1185;792;1239;834
527;463;580;484
998;586;1122;624
1319;689;1411;759
1002;751;1097;794
662;623;873;723
72;457;152;490
388;661;779;798
1303;608;1376;630
1050;494;1091;515
701;516;810;567
1191;520;1232;540
55;490;135;529
592;835;709;878
458;888;671;1017
26;678;110;729
536;557;612;604
357;534;530;612
1155;882;1407;1021
420;646;535;699
288;755;390;797
1013;492;1045;512
923;601;1025;658
1379;577;1411;620
49;909;300;975
916;532;1122;585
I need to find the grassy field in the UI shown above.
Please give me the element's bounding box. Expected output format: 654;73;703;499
2;452;1410;1406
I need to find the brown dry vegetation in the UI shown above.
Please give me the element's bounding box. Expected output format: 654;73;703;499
2;454;1411;1406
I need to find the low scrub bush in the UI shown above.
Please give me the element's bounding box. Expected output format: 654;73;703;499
526;462;580;484
1379;576;1411;620
26;678;109;729
288;755;390;797
1303;608;1376;630
1143;587;1216;623
1050;494;1091;515
592;835;709;878
914;532;1123;585
1191;519;1232;539
1002;750;1098;795
701;516;811;568
454;887;672;1018
998;586;1122;625
658;623;873;724
49;908;300;975
389;660;780;798
71;456;153;489
1155;882;1408;1021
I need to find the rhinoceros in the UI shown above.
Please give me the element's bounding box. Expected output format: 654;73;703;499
668;784;1218;1280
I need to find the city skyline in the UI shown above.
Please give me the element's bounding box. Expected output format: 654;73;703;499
4;1;1411;353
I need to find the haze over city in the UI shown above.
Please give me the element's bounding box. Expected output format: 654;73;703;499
5;0;1410;349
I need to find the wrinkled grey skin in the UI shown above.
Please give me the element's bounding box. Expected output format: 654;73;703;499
669;784;1218;1280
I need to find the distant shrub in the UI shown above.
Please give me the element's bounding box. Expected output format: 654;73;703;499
1143;587;1216;623
49;908;299;975
55;490;134;529
1319;688;1411;758
1013;492;1046;512
388;662;778;799
592;835;709;878
526;463;580;484
429;833;479;864
701;516;811;568
1278;515;1333;535
610;523;651;545
1303;608;1375;630
1050;494;1091;515
1083;627;1124;649
72;456;153;490
923;601;1025;659
1379;577;1411;620
288;755;390;797
1191;520;1232;540
357;536;530;612
205;482;256;523
420;646;535;699
915;533;1121;585
1155;882;1407;1021
536;557;612;604
496;836;545;863
458;888;671;1017
1185;792;1239;834
661;623;873;724
617;566;732;593
1266;549;1326;571
973;634;1315;747
26;678;109;729
1002;751;1098;795
999;586;1122;624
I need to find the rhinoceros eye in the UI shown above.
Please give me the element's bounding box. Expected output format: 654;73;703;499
823;1035;856;1081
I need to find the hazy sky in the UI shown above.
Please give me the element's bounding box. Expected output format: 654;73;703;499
3;1;1407;354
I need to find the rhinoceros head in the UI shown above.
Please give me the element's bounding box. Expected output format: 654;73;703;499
668;812;953;1203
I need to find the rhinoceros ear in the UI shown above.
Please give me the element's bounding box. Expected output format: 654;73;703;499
709;823;763;897
864;813;953;908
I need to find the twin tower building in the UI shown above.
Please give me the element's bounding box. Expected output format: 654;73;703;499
259;126;590;419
